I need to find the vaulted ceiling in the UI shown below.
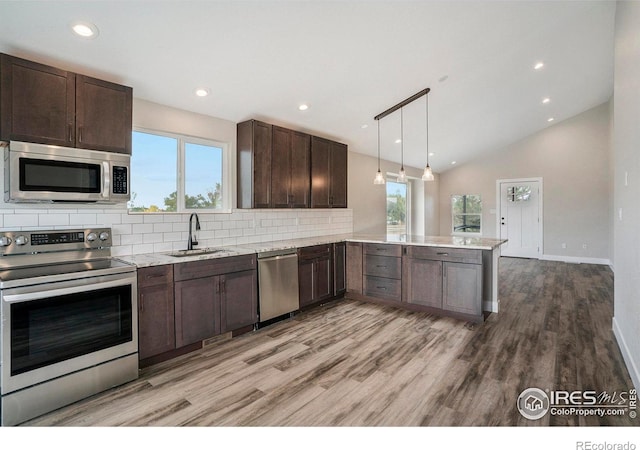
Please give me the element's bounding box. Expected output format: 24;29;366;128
0;1;615;173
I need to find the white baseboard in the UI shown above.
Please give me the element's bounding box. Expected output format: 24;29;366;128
612;317;640;391
540;254;612;266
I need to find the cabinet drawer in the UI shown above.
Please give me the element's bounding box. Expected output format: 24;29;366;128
364;254;401;279
298;244;332;261
174;254;256;282
364;243;402;257
138;264;173;288
364;276;401;301
406;246;482;264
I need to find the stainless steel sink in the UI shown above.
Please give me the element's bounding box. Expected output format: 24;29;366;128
168;248;227;257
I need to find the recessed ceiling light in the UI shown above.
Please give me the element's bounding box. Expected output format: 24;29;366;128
451;161;457;165
395;139;402;144
298;104;309;111
195;88;210;97
438;75;449;83
70;21;99;39
542;97;550;104
428;152;435;157
547;117;554;122
361;124;368;129
534;61;544;70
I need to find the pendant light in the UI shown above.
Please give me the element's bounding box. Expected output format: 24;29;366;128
397;107;407;182
422;93;434;181
373;118;385;185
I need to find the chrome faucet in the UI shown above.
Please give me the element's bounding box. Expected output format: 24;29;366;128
187;212;201;250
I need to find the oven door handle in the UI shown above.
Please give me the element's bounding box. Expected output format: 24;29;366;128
2;278;133;304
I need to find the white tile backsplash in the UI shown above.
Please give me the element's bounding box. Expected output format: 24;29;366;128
0;207;353;256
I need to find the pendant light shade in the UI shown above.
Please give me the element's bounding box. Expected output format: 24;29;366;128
373;119;385;185
397;107;407;182
422;93;434;181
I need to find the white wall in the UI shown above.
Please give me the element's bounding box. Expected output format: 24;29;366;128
438;102;611;263
0;99;353;255
612;0;640;390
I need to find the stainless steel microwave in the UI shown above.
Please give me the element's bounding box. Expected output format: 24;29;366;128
3;141;130;203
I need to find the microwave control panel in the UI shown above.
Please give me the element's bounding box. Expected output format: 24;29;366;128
112;166;128;195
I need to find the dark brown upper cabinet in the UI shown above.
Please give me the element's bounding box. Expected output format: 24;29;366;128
237;119;346;209
0;53;132;154
237;119;272;208
271;126;310;208
311;136;347;208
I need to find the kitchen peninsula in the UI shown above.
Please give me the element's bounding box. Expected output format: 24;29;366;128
345;235;506;323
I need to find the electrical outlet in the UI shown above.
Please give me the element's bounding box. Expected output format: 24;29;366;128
582;244;587;249
561;243;567;249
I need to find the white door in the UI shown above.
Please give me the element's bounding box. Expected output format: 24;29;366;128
499;180;541;258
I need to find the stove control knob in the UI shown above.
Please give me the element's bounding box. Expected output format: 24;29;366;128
87;232;98;242
99;231;110;241
14;235;28;246
0;236;12;247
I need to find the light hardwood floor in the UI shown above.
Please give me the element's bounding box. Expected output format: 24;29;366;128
24;257;637;426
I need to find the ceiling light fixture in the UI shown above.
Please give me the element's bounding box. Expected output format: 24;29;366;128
373;119;385;185
195;88;210;97
422;92;434;182
429;152;435;157
298;104;309;111
373;88;431;185
451;161;457;165
70;21;99;39
361;124;368;129
397;107;407;183
547;117;555;122
542;97;550;104
534;61;544;70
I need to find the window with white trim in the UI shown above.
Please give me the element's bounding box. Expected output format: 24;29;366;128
451;194;482;235
128;130;230;213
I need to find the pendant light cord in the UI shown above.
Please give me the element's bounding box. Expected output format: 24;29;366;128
426;94;429;167
377;119;381;171
400;107;404;171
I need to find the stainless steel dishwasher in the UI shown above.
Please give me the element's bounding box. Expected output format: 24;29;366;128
257;249;300;322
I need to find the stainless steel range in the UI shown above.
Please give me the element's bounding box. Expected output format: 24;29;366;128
0;227;138;426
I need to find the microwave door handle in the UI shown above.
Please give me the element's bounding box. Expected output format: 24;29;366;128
103;161;110;198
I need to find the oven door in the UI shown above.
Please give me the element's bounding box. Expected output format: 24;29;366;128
0;272;138;395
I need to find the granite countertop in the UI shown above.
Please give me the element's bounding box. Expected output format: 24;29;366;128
116;245;256;268
346;234;507;251
117;233;506;268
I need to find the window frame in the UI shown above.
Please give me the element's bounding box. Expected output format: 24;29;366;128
130;127;232;214
451;194;482;237
385;174;412;237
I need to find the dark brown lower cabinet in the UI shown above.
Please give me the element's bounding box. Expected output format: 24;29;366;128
174;276;220;348
402;258;443;308
220;269;258;333
333;242;346;296
443;262;483;316
138;265;175;360
298;244;333;307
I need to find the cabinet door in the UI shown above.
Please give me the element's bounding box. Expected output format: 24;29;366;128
346;242;363;294
0;54;75;146
290;131;311;208
253;121;272;208
402;258;443;308
75;75;132;154
271;126;292;208
298;259;315;307
138;283;175;360
174;277;221;347
333;242;346;296
315;255;333;301
443;262;483;316
329;141;348;208
310;137;331;208
221;269;258;333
